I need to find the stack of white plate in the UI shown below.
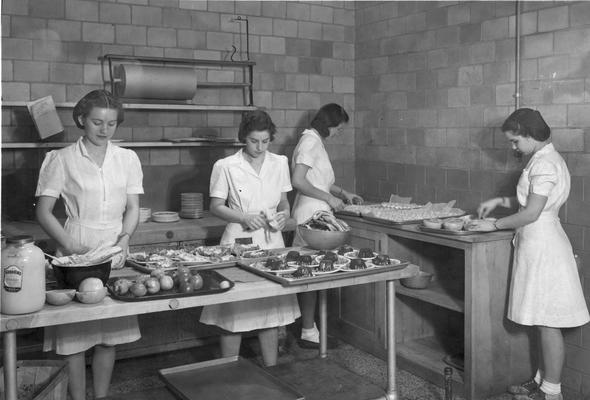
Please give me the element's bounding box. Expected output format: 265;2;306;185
152;211;180;223
139;207;151;223
180;192;204;219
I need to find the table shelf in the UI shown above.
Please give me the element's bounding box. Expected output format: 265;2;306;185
396;280;464;313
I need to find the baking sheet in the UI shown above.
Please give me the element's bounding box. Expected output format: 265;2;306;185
159;356;304;400
362;213;466;226
106;269;233;302
126;259;236;274
238;259;409;287
417;224;486;236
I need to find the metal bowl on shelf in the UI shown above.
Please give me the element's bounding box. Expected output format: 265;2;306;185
400;270;433;289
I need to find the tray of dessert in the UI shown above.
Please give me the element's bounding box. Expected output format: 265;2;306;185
417;216;500;235
126;243;276;274
362;205;466;225
238;246;408;287
107;267;233;302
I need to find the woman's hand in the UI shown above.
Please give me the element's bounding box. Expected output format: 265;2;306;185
477;197;503;218
342;190;363;205
271;211;288;231
328;195;345;211
465;219;496;232
242;213;268;231
62;241;91;256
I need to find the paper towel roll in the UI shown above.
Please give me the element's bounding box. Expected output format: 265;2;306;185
114;64;197;100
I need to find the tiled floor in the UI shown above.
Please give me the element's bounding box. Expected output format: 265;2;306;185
101;335;514;400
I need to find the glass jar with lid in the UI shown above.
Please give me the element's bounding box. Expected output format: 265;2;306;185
1;235;46;314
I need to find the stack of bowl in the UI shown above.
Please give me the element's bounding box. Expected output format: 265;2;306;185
139;207;151;223
180;192;204;219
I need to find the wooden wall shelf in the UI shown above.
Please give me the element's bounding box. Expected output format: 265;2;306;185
2;141;244;149
1;101;257;112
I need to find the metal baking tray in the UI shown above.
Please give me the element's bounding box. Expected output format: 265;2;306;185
362;212;466;227
238;259;409;287
126;258;236;274
106;269;233;302
159;356;304;400
417;224;483;235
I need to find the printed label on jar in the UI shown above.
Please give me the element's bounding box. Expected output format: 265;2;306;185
3;265;23;292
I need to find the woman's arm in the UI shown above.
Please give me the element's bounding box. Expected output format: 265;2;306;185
209;197;267;231
292;163;344;210
115;194;139;248
35;196;88;255
495;193;546;230
330;184;364;205
477;196;516;218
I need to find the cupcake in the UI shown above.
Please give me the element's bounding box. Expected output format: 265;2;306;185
349;258;367;270
357;248;375;259
323;251;339;262
286;250;300;262
298;255;314;266
337;244;354;255
318;260;335;272
292;266;313;278
372;254;391;266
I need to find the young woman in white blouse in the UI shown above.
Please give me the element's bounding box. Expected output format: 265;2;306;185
36;90;143;400
291;103;363;348
200;110;300;366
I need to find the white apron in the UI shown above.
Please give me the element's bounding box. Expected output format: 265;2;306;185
291;129;335;246
507;144;589;327
37;140;143;355
200;150;300;332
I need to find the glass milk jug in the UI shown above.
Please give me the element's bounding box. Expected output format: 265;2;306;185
1;235;46;314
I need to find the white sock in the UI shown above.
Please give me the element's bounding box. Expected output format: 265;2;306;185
540;381;561;396
301;323;319;343
534;369;543;385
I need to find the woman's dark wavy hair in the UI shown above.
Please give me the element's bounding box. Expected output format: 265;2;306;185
72;90;124;129
501;108;550;141
310;103;349;138
238;110;277;143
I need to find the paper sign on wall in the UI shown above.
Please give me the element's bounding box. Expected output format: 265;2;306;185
26;96;64;139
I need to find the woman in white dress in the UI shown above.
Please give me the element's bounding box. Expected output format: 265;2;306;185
199;110;300;366
36;90;143;400
476;108;589;400
291;103;363;348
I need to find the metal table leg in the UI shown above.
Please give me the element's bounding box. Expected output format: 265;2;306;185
319;289;327;358
3;331;18;400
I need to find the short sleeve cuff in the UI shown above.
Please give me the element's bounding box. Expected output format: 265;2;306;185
35;189;60;198
530;181;554;197
209;191;227;199
282;184;293;193
127;186;144;195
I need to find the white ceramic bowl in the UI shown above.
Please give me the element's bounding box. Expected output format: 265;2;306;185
400;271;433;289
297;226;350;250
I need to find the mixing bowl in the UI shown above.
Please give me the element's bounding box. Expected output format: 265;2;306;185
52;261;111;289
297;226;350;250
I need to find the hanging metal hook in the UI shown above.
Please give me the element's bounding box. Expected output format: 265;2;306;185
230;15;250;61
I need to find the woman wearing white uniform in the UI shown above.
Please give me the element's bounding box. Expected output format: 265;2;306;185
35;90;142;400
200;110;300;366
475;108;589;400
291;103;363;348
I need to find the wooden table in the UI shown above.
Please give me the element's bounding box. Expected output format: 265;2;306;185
1;263;418;400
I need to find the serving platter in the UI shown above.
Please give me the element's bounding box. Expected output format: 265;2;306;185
238;257;409;287
106;269;233;302
362;212;466;227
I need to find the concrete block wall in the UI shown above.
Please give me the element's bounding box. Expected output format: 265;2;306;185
1;0;355;219
354;1;590;396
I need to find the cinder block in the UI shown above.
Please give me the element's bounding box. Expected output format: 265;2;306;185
495;38;516;61
206;31;233;51
273;19;297;38
274;56;299;73
539;5;568;32
256;72;284;91
446;128;470;148
207;112;237;127
323;25;345;42
2;0;27;15
30;0;64;19
116;25;146;45
299;57;321;74
310;40;333;58
246;16;272;36
66;41;104;63
448;3;470;25
66;84;96;102
66;0;98;21
3;38;33;60
179;0;206;11
148;112;178;127
132;5;162;26
285;74;309;91
397;72;416;91
285;38;310;57
482;17;510;41
495;83;517;105
436;26;459;48
428;49;448;69
31;83;66;103
470;42;495;64
147;27;176;47
287;2;310;21
50;62;83;83
2;82;30;101
100;3;131;24
552;129;584;152
13;60;48;82
523;32;554;58
551;80;585;104
310;4;333;24
47;20;81;41
555;28;590;55
133;126;163;141
568;152;590;176
163;127;191;140
236;1;261;16
191;11;219;31
333;76;354;93
263;2;286;18
273;91;297;109
82;22;114;43
470;86;494;106
484;62;511;85
447;168;469;189
10;16;45;39
458;65;483;86
321;58;344;75
2;60;13;82
298;21;322;40
425;6;447;29
309;75;332;92
261;36;285;55
460;23;482;45
470;2;495;23
334;8;354;26
571;2;590;27
253;91;272;109
296;92;321;110
178;29;206;49
150;149;180;166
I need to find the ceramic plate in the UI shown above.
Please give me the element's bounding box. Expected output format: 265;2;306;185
343;251;378;261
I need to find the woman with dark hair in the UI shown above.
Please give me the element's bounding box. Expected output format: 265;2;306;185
474;108;589;400
35;89;142;399
200;110;300;366
291;103;363;348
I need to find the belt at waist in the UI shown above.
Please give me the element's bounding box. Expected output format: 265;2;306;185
66;218;122;230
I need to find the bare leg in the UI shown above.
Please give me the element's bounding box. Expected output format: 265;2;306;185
220;333;242;358
92;345;116;398
66;351;87;400
298;291;317;330
539;326;564;384
258;327;279;367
